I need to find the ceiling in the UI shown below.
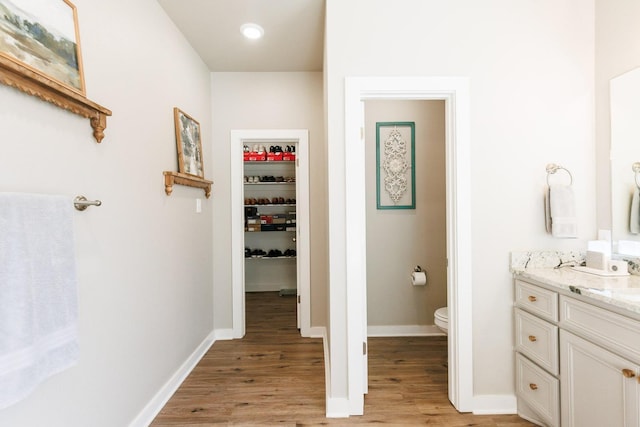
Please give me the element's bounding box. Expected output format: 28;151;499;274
156;0;325;72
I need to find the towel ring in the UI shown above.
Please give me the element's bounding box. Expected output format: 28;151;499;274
546;163;573;186
633;162;640;189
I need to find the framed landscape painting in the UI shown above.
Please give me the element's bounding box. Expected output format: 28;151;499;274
0;0;85;94
174;108;204;178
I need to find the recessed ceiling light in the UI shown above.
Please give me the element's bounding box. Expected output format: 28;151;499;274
240;23;264;40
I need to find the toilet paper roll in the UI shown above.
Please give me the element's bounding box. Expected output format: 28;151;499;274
411;271;427;286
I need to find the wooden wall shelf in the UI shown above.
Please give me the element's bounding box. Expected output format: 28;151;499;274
163;171;213;198
0;56;112;143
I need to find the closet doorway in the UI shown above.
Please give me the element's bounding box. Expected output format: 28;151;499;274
230;129;311;338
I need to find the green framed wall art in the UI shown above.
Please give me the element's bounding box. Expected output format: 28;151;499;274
376;121;415;209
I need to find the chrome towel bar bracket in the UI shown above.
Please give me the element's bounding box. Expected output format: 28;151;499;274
74;195;102;211
545;163;573;186
632;162;640;189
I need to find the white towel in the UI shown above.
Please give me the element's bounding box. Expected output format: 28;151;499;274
630;188;640;234
544;188;552;233
548;185;577;238
0;193;79;409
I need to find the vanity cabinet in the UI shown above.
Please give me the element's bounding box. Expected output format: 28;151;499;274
559;295;640;427
560;330;639;427
514;279;561;427
514;278;640;427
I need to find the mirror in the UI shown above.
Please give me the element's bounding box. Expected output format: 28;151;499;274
610;67;640;256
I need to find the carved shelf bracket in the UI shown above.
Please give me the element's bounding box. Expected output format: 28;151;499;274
163;171;213;198
0;56;112;143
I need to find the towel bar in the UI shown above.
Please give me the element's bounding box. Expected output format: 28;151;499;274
546;163;572;186
73;195;102;211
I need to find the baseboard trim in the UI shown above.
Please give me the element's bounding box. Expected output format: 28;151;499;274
321;327;349;418
472;394;517;415
367;324;445;337
326;397;350;418
308;326;325;339
214;328;234;340
128;331;216;427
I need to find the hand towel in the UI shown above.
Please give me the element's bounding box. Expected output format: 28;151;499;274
630;188;640;234
549;185;577;238
0;193;79;410
544;188;552;233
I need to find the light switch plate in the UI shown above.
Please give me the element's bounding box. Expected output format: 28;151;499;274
196;198;202;213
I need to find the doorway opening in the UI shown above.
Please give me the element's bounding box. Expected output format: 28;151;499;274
344;76;472;414
364;99;447;338
230;129;311;339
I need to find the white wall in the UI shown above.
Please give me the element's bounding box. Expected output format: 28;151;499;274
210;72;326;329
594;0;640;231
0;1;213;425
364;100;446;329
326;0;595;405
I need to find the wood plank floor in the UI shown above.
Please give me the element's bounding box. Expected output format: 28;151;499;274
151;292;534;426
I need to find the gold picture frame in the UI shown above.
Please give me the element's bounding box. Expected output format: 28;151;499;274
0;0;111;143
0;0;85;95
173;107;204;178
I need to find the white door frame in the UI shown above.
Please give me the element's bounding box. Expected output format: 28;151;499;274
344;76;473;413
230;129;311;338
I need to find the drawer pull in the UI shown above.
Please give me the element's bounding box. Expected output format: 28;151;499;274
529;383;538;390
622;369;636;379
528;335;537;342
528;295;537;302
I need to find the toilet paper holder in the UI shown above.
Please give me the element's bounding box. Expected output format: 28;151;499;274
411;265;427;286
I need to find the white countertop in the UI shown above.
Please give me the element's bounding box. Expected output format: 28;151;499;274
514;267;640;317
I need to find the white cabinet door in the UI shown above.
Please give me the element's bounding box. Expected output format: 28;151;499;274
560;329;640;427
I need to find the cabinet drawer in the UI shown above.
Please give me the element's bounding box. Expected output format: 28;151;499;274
515;280;558;322
559;295;640;364
515;308;559;375
516;353;560;427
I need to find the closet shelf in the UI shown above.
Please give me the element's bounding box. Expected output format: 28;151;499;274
244;160;295;164
244;204;296;207
245;230;296;233
245;256;297;260
244;182;295;185
163;171;213;198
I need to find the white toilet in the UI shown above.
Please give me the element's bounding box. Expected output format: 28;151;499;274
434;307;448;335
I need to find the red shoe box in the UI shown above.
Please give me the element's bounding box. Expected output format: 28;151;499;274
245;152;266;161
267;152;283;161
260;215;273;224
283;153;296;161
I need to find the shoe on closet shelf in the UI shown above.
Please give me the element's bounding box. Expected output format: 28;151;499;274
266;249;283;258
251;249;266;258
